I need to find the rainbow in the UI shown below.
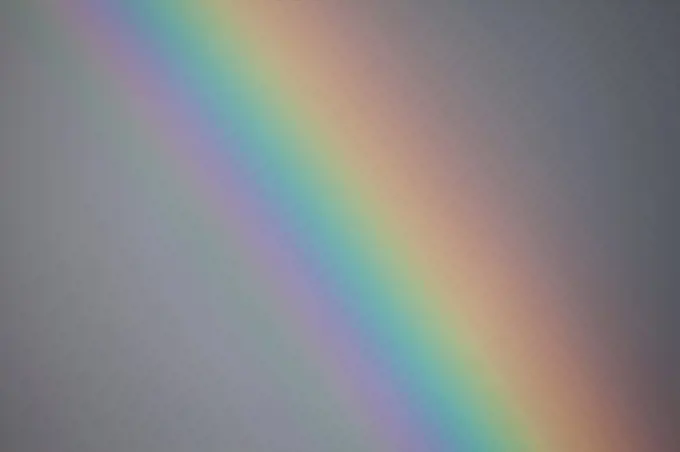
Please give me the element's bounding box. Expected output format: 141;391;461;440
50;1;652;451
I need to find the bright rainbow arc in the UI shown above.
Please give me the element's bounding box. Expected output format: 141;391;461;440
53;1;651;451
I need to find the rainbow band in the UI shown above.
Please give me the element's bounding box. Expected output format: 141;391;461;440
54;1;650;451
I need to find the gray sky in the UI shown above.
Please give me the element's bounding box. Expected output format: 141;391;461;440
1;1;678;450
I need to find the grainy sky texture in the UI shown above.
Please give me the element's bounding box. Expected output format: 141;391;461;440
1;1;678;451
